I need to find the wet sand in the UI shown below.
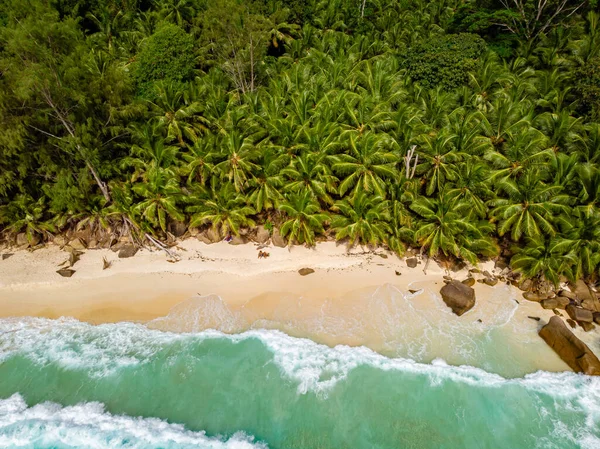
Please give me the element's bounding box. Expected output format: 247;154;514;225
1;239;599;376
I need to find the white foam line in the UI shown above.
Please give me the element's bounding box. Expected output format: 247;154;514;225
1;317;599;397
2;317;600;448
0;393;266;449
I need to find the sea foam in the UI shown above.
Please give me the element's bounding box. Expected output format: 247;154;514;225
0;394;266;449
1;317;599;449
1;316;599;395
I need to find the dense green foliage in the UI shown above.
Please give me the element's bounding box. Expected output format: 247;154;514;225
401;33;487;90
133;24;196;96
2;0;600;287
575;56;600;118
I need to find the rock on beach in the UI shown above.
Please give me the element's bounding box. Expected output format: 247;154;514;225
539;316;600;375
440;280;476;316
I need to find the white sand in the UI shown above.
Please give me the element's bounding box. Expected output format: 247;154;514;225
1;239;599;375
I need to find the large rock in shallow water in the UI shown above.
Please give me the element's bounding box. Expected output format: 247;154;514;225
539;316;600;375
440;280;475;316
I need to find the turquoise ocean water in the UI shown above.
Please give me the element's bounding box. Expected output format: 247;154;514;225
0;317;599;449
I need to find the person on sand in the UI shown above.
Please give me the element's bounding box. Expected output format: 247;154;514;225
225;234;233;243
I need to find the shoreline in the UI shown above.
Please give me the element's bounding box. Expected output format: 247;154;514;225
0;240;414;320
1;238;599;376
0;239;521;320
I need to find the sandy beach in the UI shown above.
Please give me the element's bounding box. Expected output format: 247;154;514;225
1;240;441;322
1;239;600;375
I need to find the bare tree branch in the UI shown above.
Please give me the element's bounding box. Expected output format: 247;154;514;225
498;0;586;41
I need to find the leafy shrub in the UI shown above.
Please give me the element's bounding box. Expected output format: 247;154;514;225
449;5;519;36
574;57;600;119
449;5;518;57
132;24;196;97
400;33;487;90
264;219;274;234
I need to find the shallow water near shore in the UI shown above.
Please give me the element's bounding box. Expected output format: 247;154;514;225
1;281;599;448
1;305;600;448
148;282;585;377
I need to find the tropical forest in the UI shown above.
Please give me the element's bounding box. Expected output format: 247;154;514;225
2;0;600;288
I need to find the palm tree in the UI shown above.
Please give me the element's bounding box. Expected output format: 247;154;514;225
571;11;600;66
410;192;497;265
282;152;338;205
511;238;576;287
62;195;111;237
195;69;237;125
386;182;414;255
0;194;54;243
133;10;159;41
181;136;215;187
414;130;462;195
132;167;184;233
279;191;330;246
212;129;261;192
478;95;533;149
124;123;180;180
248;147;287;213
332;132;398;198
533;68;570;112
447;108;492;155
339;93;394;138
188;181;256;237
445;157;493;219
489;171;570;242
149;82;209;146
550;152;579;191
105;183;146;240
258;115;305;158
387;103;424;160
568;122;600;165
330;191;392;247
299;122;343;157
564;209;600;282
158;0;195;27
352;58;404;105
86;6;126;53
535;110;583;153
575;163;600;217
468;52;508;113
288;90;315;128
266;14;299;50
413;85;458;129
484;126;551;181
